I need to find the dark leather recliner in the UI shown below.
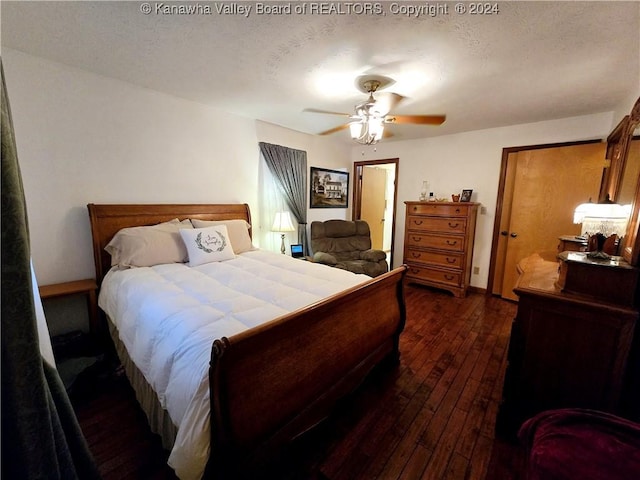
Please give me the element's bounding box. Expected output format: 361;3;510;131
310;219;388;277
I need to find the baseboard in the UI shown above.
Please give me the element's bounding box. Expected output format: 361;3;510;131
468;285;487;295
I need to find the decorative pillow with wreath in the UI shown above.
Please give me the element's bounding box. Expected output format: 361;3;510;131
190;219;255;253
179;224;236;266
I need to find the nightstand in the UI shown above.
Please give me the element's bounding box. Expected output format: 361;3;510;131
557;235;588;253
39;279;99;336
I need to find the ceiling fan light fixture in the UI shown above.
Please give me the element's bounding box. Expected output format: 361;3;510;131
306;75;445;141
369;117;384;140
350;116;384;145
349;121;364;139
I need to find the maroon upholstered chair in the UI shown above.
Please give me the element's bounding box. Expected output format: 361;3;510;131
518;408;640;480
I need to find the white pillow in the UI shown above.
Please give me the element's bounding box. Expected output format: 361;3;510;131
190;219;255;253
105;219;193;268
180;224;236;266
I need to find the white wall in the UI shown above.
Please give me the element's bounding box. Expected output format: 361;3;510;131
5;49;259;285
3;48;350;287
352;112;616;288
3;49;354;334
611;91;640;129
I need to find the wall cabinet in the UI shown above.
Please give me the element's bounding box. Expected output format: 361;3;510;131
403;201;479;297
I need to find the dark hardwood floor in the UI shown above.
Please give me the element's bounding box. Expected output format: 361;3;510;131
72;284;526;479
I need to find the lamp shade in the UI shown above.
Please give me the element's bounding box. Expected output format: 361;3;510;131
349;116;384;145
349;121;363;139
573;202;632;237
272;211;295;233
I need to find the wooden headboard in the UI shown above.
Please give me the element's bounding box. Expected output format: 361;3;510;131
87;203;252;284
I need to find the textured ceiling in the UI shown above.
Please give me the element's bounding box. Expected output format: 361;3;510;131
2;1;639;143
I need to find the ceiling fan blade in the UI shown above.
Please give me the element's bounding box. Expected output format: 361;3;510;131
304;108;352;117
318;123;350;136
385;114;446;125
375;92;405;116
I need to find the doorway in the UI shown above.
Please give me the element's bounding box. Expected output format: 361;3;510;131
489;141;605;301
353;158;399;268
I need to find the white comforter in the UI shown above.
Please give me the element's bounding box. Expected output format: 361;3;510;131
98;249;370;480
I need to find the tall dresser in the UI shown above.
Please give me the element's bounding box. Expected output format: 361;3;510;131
403;201;479;297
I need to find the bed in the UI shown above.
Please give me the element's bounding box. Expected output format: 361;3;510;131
87;203;407;479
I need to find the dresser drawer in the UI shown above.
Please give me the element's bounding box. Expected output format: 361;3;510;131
405;248;464;270
407;203;469;217
407;215;467;234
405;233;464;252
406;265;462;287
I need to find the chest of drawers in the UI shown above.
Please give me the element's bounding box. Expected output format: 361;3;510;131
403;201;479;297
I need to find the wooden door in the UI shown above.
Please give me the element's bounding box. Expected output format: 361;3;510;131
497;143;605;301
361;166;387;250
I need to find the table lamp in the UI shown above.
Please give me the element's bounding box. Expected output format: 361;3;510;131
573;202;631;258
272;211;295;254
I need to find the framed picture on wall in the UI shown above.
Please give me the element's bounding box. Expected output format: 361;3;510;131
461;189;473;202
310;167;349;208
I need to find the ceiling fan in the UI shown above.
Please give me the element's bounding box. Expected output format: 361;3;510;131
304;75;446;145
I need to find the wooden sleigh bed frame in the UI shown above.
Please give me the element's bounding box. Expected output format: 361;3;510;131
87;203;407;478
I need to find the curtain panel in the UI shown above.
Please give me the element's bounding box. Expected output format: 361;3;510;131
258;142;310;254
1;60;100;480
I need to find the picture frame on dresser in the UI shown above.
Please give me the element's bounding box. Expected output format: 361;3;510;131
460;189;473;202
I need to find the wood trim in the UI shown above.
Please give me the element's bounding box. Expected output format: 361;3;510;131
602;116;631;202
487;139;604;295
352;158;399;267
468;285;488;295
621;98;640;266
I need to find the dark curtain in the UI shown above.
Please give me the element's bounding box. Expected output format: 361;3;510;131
1;60;101;479
259;142;310;254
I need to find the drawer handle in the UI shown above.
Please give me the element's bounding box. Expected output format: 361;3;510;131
413;206;418;211
446;240;458;246
414;220;423;225
448;222;460;229
455;208;461;213
446;257;457;264
412;236;422;242
411;252;421;258
411;268;420;274
444;274;455;280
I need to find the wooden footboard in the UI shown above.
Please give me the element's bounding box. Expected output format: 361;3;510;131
206;264;407;478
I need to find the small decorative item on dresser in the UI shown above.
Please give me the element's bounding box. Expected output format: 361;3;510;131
451;194;461;202
420;181;429;201
460;189;473;202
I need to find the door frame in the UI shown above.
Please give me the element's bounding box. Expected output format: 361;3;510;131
487;139;603;295
352;158;399;267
